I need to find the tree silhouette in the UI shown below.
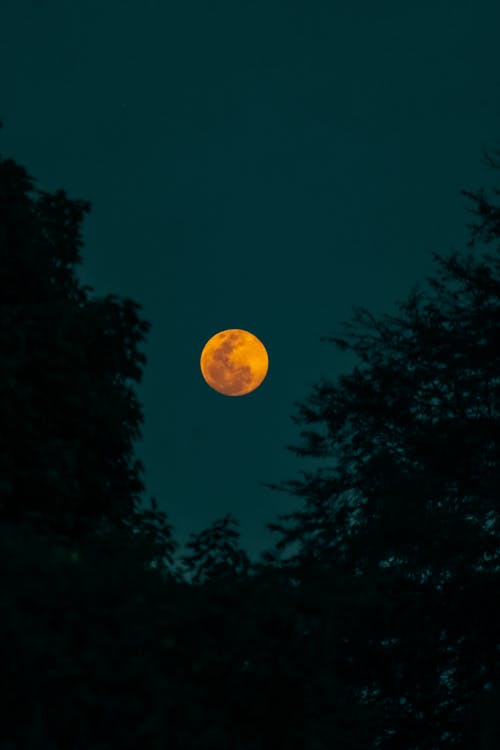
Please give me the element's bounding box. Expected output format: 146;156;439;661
264;154;500;747
0;151;365;749
0;519;176;749
0;153;174;555
3;142;500;748
0;152;180;747
180;513;251;584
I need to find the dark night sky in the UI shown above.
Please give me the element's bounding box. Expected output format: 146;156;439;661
1;0;500;562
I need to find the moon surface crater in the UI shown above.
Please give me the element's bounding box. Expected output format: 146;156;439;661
200;329;268;396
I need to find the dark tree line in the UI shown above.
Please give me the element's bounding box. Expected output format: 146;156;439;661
264;150;500;748
0;143;499;748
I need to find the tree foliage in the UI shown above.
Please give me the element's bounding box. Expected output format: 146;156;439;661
264;154;500;747
0;154;157;546
0;151;369;749
3;143;500;748
0;152;181;745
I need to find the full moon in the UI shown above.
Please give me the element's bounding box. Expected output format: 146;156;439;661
200;329;269;396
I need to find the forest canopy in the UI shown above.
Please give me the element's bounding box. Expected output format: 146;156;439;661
1;146;499;748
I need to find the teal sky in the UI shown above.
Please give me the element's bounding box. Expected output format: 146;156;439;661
1;0;500;561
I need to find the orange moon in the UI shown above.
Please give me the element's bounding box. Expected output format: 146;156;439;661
200;329;269;396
